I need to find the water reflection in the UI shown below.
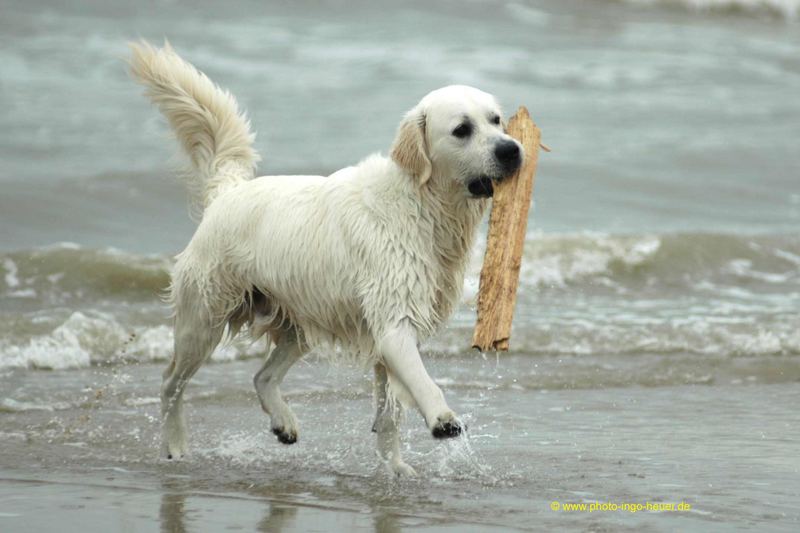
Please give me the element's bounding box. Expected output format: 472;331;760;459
256;502;298;532
159;491;187;533
373;511;403;533
158;484;405;532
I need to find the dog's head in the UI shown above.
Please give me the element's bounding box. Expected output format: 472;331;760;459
390;85;523;198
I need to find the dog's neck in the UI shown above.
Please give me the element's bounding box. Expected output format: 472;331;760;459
423;169;489;224
419;169;489;322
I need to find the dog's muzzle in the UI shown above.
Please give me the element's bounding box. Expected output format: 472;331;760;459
467;140;524;198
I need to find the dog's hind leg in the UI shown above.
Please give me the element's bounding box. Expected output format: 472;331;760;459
372;362;416;477
161;302;224;460
254;327;306;444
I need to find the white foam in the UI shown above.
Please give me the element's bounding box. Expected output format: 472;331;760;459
123;397;160;407
519;233;662;289
40;241;82;250
773;248;800;266
725;259;794;283
428;306;800;357
0;312;100;369
0;431;26;442
3;258;19;288
127;325;173;363
8;288;36;298
0;398;71;412
461;232;664;301
0;311;268;370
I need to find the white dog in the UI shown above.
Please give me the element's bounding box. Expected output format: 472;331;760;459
129;41;522;476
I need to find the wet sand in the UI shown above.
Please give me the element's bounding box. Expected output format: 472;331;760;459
1;356;799;531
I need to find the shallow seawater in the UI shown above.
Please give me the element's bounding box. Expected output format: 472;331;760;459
1;358;799;531
1;0;799;530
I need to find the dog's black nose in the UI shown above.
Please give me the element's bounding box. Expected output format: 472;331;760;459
494;140;520;164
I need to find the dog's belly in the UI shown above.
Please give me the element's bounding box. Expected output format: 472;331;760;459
204;176;370;346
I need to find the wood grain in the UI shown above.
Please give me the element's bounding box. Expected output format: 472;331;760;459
472;106;541;352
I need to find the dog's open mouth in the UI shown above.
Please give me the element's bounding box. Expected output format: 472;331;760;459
468;158;523;198
467;176;494;198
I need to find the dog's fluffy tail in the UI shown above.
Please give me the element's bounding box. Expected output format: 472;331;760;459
129;40;259;214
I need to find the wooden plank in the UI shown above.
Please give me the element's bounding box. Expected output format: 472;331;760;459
472;106;542;352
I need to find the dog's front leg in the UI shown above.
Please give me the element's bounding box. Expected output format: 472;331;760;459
377;320;464;439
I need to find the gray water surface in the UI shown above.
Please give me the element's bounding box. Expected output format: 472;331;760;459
1;1;799;531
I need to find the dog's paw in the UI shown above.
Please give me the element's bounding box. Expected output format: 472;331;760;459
389;459;417;478
431;413;466;439
269;404;299;445
271;426;298;445
161;440;187;460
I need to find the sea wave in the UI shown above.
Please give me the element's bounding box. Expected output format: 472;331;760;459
0;243;171;306
1;233;797;369
619;0;800;19
1;306;796;370
3;233;798;304
434;315;800;357
510;231;798;293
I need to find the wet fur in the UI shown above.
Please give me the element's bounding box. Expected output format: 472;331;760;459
129;40;520;475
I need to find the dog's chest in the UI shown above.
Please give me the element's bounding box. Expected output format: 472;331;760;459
425;199;487;322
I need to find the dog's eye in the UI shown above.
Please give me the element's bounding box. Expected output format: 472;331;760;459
491;115;501;125
452;123;472;138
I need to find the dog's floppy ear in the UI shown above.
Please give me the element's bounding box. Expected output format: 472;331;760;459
390;109;431;186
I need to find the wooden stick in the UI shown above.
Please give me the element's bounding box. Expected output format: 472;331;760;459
472;106;542;352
